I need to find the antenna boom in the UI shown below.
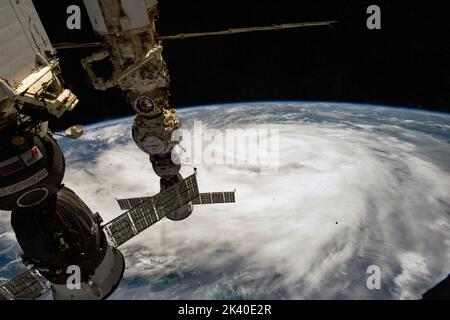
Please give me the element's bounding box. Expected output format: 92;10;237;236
157;21;338;41
53;21;338;50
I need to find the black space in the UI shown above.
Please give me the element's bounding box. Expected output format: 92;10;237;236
32;0;450;130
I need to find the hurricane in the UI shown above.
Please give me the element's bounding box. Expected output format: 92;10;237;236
1;102;449;299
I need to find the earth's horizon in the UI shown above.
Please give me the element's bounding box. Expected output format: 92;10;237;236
81;101;450;130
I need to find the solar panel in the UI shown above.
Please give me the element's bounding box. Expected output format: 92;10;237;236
192;196;200;205
117;197;148;211
129;205;155;233
193;192;236;205
183;175;199;201
212;193;224;203
105;213;136;247
0;269;50;300
151;192;174;217
117;180;235;208
106;174;199;247
224;192;235;203
194;193;212;204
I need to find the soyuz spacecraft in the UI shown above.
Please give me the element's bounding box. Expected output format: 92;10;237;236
0;0;336;300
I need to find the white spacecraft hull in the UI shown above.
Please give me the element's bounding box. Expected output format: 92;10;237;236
0;0;53;85
52;245;125;300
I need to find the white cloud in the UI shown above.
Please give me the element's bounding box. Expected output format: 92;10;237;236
1;104;449;300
